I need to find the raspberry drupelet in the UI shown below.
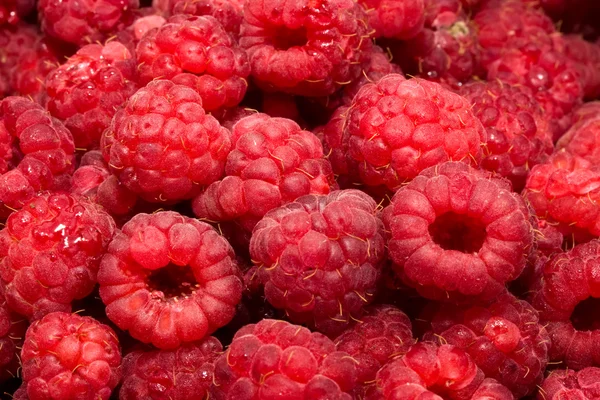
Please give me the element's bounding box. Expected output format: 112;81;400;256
359;0;425;40
20;312;121;400
210;318;358;399
0;289;27;383
537;367;600;399
101;80;231;204
239;0;373;97
557;115;600;165
119;336;223;400
383;161;535;301
44;41;138;150
165;0;244;36
249;189;386;336
97;211;242;350
0;192;116;321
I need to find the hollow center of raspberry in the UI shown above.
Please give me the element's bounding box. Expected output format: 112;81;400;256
270;26;308;50
571;297;600;331
429;212;487;253
146;264;198;299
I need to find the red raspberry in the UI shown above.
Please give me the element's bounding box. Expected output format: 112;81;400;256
0;24;39;98
44;41;138;150
383;161;534;301
239;0;373;97
20;312;121;400
423;292;550;397
37;0;139;46
571;101;600;129
136;14;249;111
0;289;27;383
166;0;244;36
192;113;336;233
0;0;34;26
115;14;167;55
210;319;358;399
250;189;386;336
360;0;425;40
458;80;553;191
119;336;223;400
0;192;116;321
555;35;600;100
97;211;242;349
101;80;231;203
538;367;600;399
333;75;486;191
557;115;600;164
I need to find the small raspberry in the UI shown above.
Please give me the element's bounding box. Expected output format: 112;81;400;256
44;41;138;150
136;14;249;111
250;189;386;336
119;337;223;400
359;0;425;40
101;79;231;203
538;367;600;399
98;211;242;349
383;161;534;301
166;0;244;36
239;0;373;96
0;0;34;26
0;289;27;383
37;0;139;46
332;75;486;191
20;312;121;400
192;113;336;233
210;319;358;399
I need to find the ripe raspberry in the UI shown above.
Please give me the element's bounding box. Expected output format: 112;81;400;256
136;14;249;111
0;289;27;382
115;14;167;55
555;35;600;100
0;192;116;321
571;101;600;129
383;161;534;301
210;319;358;399
20;312;121;400
0;0;34;26
333;75;486;191
192;113;336;233
166;0;244;36
44;41;137;150
557;115;600;165
423;292;549;397
98;211;242;349
101;80;231;203
239;0;373;97
119;336;223;400
0;24;39;97
360;0;425;40
537;367;600;399
37;0;139;46
250;189;386;336
458;80;553;191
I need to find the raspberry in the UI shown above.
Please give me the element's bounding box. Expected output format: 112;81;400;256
44;41;138;150
458;80;553;191
37;0;139;46
538;367;600;399
422;292;550;397
210;319;358;399
97;211;242;349
571;101;600;129
136;14;249;111
101;80;231;203
167;0;244;36
557;115;600;164
115;14;167;55
119;336;223;400
333;75;486;191
0;0;34;26
360;0;425;40
192;113;336;233
0;289;27;383
0;24;39;98
383;161;534;301
250;189;386;336
20;312;121;400
555;35;600;100
239;0;373;97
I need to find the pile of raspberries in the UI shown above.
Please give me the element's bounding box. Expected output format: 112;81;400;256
5;0;600;399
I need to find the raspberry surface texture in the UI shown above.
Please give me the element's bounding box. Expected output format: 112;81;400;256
557;115;600;164
0;289;27;382
0;24;39;98
166;0;244;36
360;0;425;40
537;367;600;399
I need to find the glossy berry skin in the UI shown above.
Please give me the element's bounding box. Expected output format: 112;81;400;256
360;0;425;40
0;289;27;383
136;14;249;111
210;319;358;400
537;368;600;400
20;312;121;400
98;211;242;350
119;336;223;400
44;41;138;150
102;80;231;203
250;190;386;336
0;193;116;321
383;161;534;301
239;0;373;97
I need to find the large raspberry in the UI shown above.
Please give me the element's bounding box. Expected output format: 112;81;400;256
360;0;425;40
422;292;550;397
97;211;242;349
0;0;34;26
165;0;244;36
20;312;121;400
44;41;137;150
0;192;116;320
37;0;139;46
332;75;486;191
250;189;386;336
0;289;27;383
239;0;373;97
383;161;534;301
192;113;336;234
537;367;600;399
210;319;358;399
101;80;231;203
119;336;222;400
458;80;553;191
